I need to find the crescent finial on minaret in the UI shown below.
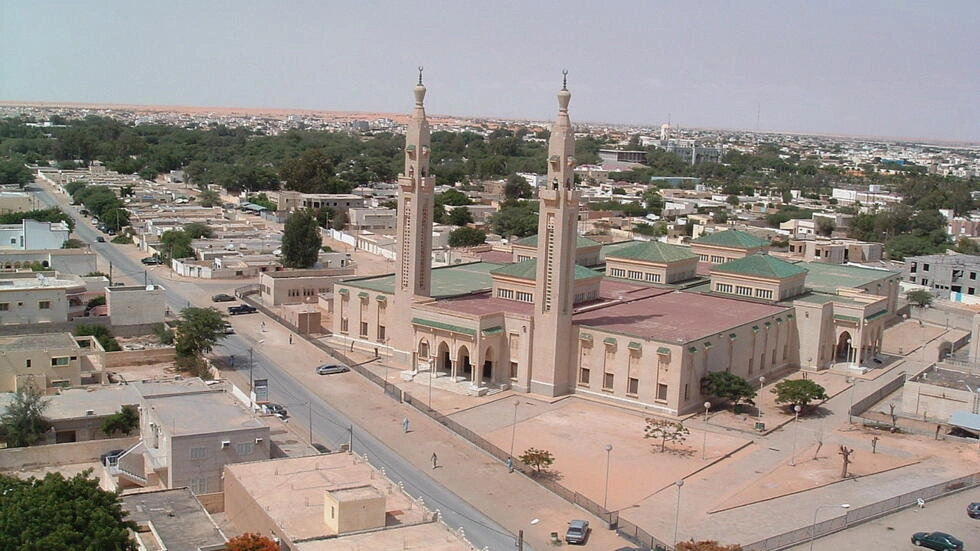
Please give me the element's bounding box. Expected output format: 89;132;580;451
418;66;424;85
562;69;568;90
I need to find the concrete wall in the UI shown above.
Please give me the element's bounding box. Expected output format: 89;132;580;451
0;436;138;471
0;250;98;275
104;348;175;368
0;286;69;325
107;285;166;326
902;381;979;419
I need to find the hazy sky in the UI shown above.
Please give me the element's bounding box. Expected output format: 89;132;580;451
1;1;978;141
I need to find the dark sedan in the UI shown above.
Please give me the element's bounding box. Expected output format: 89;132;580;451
968;502;980;519
911;531;964;551
211;293;236;302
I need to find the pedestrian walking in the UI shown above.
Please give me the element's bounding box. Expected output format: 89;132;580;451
506;457;514;473
431;452;438;469
260;321;266;332
402;417;410;433
289;334;293;345
935;424;941;440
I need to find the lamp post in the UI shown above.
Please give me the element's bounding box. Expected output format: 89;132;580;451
758;376;766;421
509;399;520;459
809;504;849;551
602;444;613;510
847;379;863;424
791;404;802;466
672;479;684;547
702;401;711;460
248;347;254;409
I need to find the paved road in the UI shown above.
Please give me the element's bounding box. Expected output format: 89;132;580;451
787;486;980;550
34;180;525;551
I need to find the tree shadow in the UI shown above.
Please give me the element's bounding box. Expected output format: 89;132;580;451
530;469;564;483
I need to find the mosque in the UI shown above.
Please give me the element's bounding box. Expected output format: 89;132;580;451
329;73;901;416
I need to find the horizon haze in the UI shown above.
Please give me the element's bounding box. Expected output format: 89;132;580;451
1;1;977;142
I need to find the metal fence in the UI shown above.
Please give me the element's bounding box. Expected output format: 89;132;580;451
742;472;980;550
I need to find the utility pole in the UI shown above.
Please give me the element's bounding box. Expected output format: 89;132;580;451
248;347;254;409
517;529;523;550
308;401;313;444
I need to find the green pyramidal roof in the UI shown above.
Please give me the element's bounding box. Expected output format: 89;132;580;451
605;241;696;264
712;254;808;279
515;235;602;249
491;259;603;281
692;229;767;249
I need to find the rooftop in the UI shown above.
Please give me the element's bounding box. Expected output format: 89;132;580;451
692;229;767;249
491;259;602;281
605;240;697;264
133;379;266;435
342;262;505;298
224;454;428;542
0;332;80;352
514;235;602;249
712;254;808;279
800;261;899;293
574;290;789;343
911;365;980;391
122;488;227;551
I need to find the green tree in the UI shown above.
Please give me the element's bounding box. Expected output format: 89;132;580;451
0;158;33;187
0;388;52;447
247;193;277;211
906;289;934;308
174;307;227;359
771;379;828;412
100;405;139;436
197;189;221;207
703;372;756;413
102;207;130;232
448;227;487;247
183;222;214;239
160;229;193;260
72;323;121;352
0;471;138;550
954;237;980;255
281;210;322;268
438;188;472;206
643;418;690;452
518;447;555;473
280;148;334;193
446;206;474;226
62;238;85;249
504;174;532;199
226;532;279;551
489;200;539;238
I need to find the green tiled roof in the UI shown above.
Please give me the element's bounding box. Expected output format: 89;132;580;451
514;235;602;249
712;254;808;279
628;341;642;350
657;346;671;354
412;318;476;336
342;262;506;298
798;261;899;294
481;326;504;336
692;229;766;249
491;259;602;281
603;337;617;345
605;241;696;264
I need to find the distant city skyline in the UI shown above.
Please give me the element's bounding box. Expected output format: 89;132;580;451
1;1;977;142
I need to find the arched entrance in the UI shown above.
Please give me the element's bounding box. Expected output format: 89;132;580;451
456;345;472;380
938;341;952;362
482;346;494;383
436;342;451;375
836;332;853;362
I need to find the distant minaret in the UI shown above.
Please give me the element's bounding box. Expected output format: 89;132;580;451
392;68;435;355
529;71;580;397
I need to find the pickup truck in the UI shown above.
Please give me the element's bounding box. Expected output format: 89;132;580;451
227;304;257;315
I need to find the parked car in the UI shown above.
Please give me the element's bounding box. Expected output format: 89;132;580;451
100;449;124;466
565;520;590;545
95;236;106;243
211;293;236;302
141;256;162;265
911;531;964;550
222;322;235;334
227;304;257;315
968;502;980;519
316;364;350;375
264;403;287;418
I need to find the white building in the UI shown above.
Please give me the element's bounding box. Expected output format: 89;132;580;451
0;219;71;250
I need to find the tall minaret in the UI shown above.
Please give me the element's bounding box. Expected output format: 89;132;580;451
529;72;580;397
392;68;435;356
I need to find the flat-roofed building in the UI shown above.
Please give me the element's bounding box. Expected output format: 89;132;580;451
110;378;270;494
0;270;87;325
106;284;166;326
0;219;71;250
122;488;228;551
0;332;105;392
904;253;980;300
224;453;469;551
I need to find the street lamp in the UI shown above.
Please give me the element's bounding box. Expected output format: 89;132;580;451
602;444;613;510
704;401;711;423
672;479;684;547
509;399;520;459
757;376;766;420
809;504;849;551
702;401;711;461
847;378;863;424
791;404;802;466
